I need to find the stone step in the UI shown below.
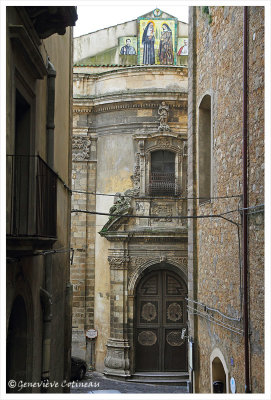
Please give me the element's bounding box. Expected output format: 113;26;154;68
128;378;189;386
127;372;190;386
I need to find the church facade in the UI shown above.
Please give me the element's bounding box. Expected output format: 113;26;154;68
71;9;190;382
71;6;265;393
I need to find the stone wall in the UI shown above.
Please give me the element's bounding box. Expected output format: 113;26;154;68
188;6;264;393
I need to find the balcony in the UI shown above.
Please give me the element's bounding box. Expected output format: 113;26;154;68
7;155;57;245
148;172;181;196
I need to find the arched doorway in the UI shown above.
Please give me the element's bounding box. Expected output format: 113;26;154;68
6;295;28;392
135;268;187;372
210;348;229;393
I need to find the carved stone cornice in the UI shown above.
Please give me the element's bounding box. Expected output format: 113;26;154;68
73;108;92;114
72;95;188;113
102;230;187;243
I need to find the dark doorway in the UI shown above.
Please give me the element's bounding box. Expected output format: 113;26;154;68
6;296;28;392
135;269;187;372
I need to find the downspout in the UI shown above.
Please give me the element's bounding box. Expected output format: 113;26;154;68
46;58;56;169
242;6;250;393
40;255;53;387
40;59;56;389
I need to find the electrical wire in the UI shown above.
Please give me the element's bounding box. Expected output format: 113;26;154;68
72;189;242;201
187;305;243;335
71;208;241;220
186;298;241;322
6;248;74;263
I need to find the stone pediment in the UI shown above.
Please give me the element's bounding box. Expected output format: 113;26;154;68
138;8;177;20
99;190;188;242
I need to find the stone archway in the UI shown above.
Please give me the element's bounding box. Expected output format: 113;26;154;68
210;348;229;393
134;264;188;373
6;295;28;392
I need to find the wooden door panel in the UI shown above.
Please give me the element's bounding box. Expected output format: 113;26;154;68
164;328;187;371
135;269;187;372
135;328;160;371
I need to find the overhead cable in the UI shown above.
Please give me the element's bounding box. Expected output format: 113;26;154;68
186;298;241;322
72;189;242;201
71;208;241;220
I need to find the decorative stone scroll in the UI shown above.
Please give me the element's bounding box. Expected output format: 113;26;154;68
168;257;188;267
131;152;140;193
157;137;171;147
108;256;130;270
72;135;91;161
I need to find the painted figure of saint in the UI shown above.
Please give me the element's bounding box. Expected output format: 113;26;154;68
177;39;188;55
142;21;155;65
120;38;136;55
159;23;174;65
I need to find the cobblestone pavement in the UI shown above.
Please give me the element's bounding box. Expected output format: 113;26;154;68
70;372;188;394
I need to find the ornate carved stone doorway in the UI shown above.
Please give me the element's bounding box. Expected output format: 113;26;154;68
135;269;187;372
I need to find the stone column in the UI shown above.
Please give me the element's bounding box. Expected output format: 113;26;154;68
104;256;131;377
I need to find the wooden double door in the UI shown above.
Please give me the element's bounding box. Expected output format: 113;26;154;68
135;269;187;372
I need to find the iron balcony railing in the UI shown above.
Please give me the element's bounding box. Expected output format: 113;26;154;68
6;155;57;238
148;172;181;196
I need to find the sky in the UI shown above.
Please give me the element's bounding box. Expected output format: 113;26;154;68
73;2;189;37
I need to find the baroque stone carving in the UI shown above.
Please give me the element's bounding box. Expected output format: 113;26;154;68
158;101;170;132
166;331;185;347
142;302;157;322
138;331;157;346
108;256;130;270
72;135;91;161
104;338;130;377
129;257;151;269
109;192;132;216
131;152;140;193
152;203;172;222
168;257;188;266
183;140;188;156
167;303;183;322
157;137;171;147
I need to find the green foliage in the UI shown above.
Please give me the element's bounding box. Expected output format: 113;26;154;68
202;6;212;25
202;6;209;15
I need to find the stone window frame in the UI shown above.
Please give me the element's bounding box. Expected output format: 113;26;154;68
197;91;213;205
133;135;184;197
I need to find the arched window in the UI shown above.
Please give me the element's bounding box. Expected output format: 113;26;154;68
198;94;211;203
149;150;178;196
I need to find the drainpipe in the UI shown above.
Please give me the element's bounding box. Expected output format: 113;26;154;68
39;59;56;389
40;254;53;388
242;6;250;393
46;58;56;169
